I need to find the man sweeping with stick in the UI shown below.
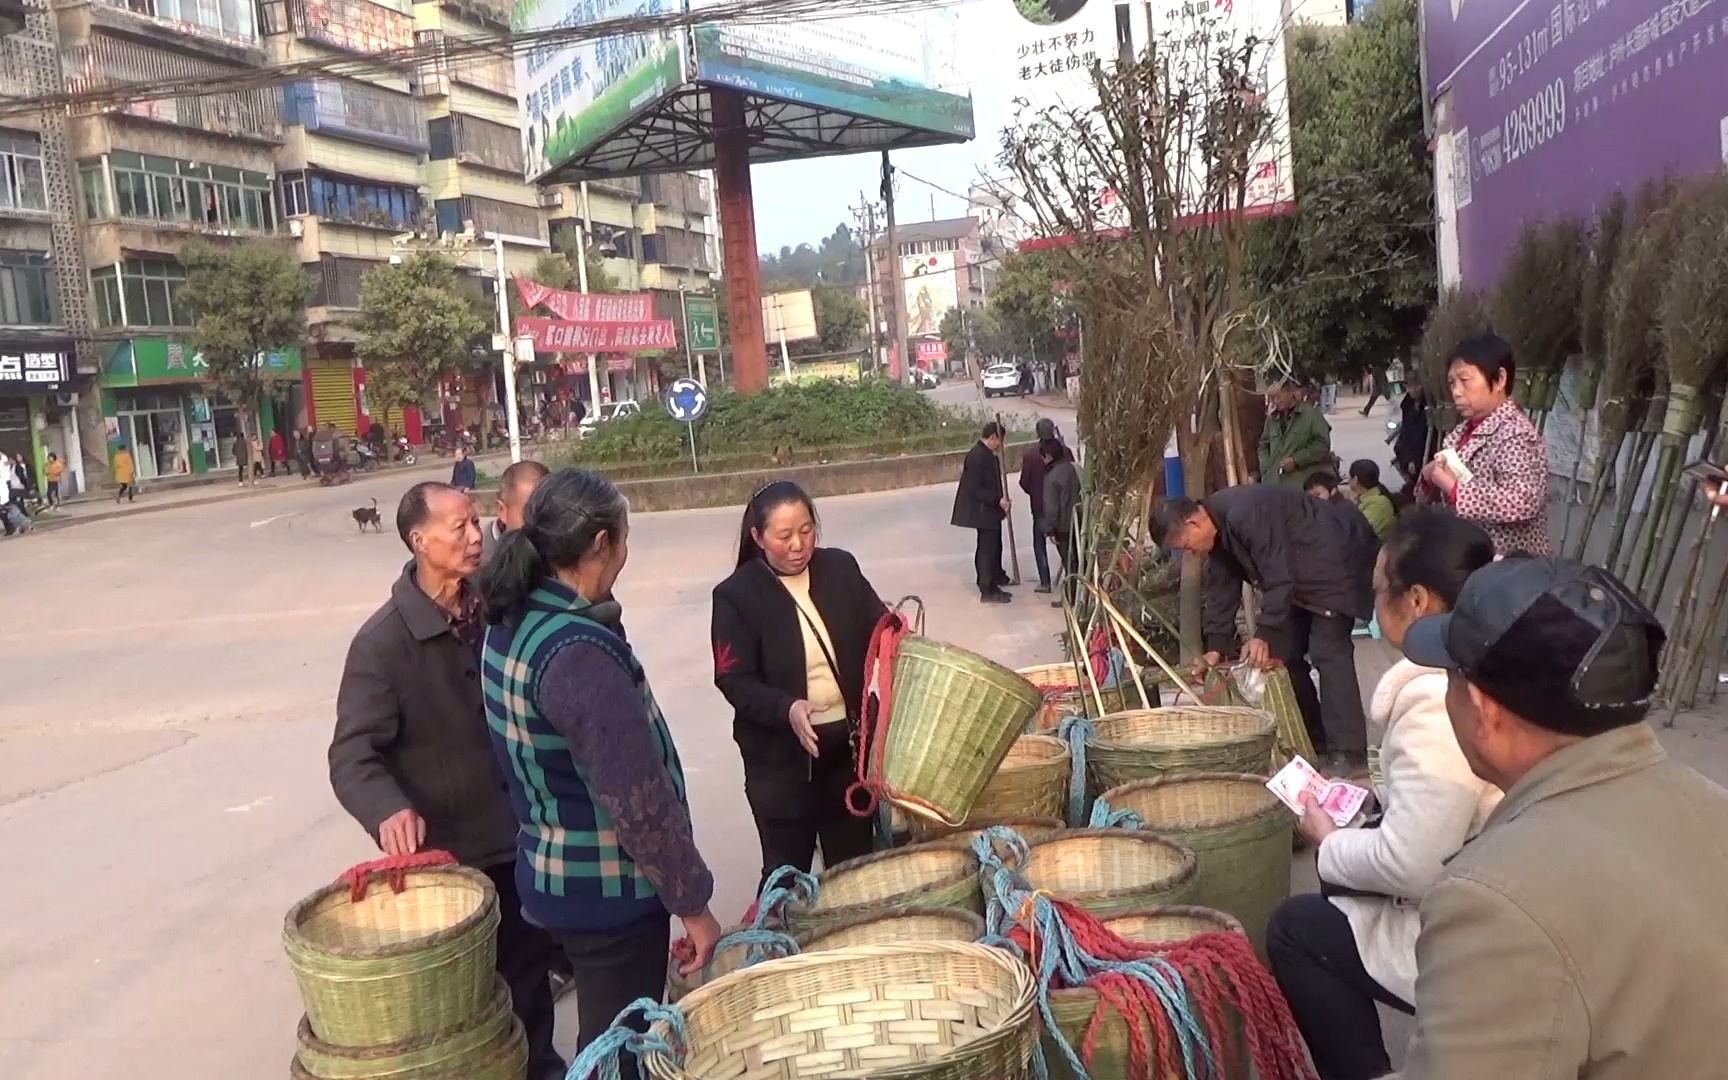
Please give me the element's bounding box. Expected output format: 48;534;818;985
953;421;1014;604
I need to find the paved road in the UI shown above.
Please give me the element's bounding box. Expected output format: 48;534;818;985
0;467;1076;1078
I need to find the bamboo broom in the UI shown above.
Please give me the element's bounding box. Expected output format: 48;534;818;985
1606;390;1664;577
1561;197;1629;553
1492;219;1585;436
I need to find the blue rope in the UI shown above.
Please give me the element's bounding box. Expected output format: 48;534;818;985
1057;716;1094;827
564;998;688;1080
1087;796;1143;830
750;865;820;929
700;927;799;979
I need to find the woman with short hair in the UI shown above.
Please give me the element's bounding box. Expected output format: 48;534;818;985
711;481;889;887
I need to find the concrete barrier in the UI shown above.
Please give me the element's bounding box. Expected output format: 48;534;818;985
474;441;1033;516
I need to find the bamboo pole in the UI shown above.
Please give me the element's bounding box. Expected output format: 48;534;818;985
1629;386;1701;598
996;412;1022;587
1648;417;1719;608
1667;522;1727;723
1082;579;1192;695
1605;421;1659;576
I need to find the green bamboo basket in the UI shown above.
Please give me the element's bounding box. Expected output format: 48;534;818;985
666;921;773;1005
785;842;982;939
645;943;1037;1080
1018;663;1143;732
1095;774;1293;952
1262;667;1318;769
291;979;523;1079
1019;830;1197;919
929;817;1068;851
282;866;499;1048
801;906;985;952
908;736;1069;840
1086;706;1278;795
1044;907;1248;1080
880;636;1042;826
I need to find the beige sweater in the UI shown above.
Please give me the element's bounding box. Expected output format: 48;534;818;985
778;569;847;725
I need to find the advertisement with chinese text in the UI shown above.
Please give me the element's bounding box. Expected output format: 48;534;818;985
903;252;959;337
690;7;973;140
1422;0;1728;287
514;0;688;181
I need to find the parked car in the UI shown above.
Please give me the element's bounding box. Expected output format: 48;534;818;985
982;363;1028;398
578;399;641;438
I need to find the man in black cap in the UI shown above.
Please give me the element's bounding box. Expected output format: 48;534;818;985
1397;557;1728;1079
1152;486;1376;775
1018;418;1066;594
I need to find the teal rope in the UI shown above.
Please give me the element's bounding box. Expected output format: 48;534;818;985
751;865;819;929
702;927;799;978
1058;715;1094;826
564;998;687;1080
1087;795;1143;830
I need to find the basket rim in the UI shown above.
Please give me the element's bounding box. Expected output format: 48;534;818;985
896;634;1043;707
998;734;1070;769
1089;706;1277;750
1024;828;1198;896
294;977;511;1059
282;865;498;962
796;841;978;915
1096;772;1287;830
1047;904;1248;1002
797;905;986;949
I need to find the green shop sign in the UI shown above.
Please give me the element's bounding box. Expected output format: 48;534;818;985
102;338;304;387
683;295;719;352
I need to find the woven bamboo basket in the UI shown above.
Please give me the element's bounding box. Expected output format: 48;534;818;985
1086;706;1278;795
1017;663;1140;732
1096;774;1293;951
928;817;1068;850
282;865;499;1048
666;922;785;1005
785;842;982;939
1262;667;1318;768
880;636;1042;826
291;979;523;1079
1020;830;1197;919
1044;907;1248;1080
644;943;1038;1080
907;736;1069;840
801;906;985;951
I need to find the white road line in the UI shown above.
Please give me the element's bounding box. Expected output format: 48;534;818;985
223;796;274;813
250;513;294;528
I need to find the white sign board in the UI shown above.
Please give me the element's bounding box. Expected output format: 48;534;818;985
761;290;818;344
902;251;959;337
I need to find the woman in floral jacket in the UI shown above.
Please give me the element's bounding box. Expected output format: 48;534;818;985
1418;334;1551;555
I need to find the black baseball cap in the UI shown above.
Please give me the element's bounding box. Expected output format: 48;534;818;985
1403;557;1666;733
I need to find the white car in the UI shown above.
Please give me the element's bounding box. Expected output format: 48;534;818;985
982;363;1028;398
578;399;640;438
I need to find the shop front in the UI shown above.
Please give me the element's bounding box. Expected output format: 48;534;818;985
0;343;74;495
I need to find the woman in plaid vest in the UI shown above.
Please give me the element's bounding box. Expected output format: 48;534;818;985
478;468;721;1067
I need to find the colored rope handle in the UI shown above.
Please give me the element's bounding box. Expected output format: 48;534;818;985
337;849;457;903
843;596;921;818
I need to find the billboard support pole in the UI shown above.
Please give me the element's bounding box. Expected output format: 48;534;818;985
713;88;770;393
882;151;909;385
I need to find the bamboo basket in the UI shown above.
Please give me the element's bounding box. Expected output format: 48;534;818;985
1020;830;1197;919
801;907;985;952
666;922;787;1005
291;980;524;1079
927;817;1068;850
1261;667;1318;768
1044;907;1247;1080
1086;707;1278;795
1095;774;1293;952
881;636;1042;826
784;842;982;939
907;736;1069;840
644;943;1038;1080
1017;663;1140;732
282;865;499;1048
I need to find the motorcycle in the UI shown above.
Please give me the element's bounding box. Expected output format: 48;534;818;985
394;436;416;466
349;442;381;472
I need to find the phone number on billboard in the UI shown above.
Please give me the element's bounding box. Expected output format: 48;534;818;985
1503;78;1567;165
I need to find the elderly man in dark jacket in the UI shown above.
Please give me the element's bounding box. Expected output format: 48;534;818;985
331;481;563;1079
952;421;1012;604
1152;484;1376;775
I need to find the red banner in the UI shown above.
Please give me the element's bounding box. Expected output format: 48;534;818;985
516;317;676;354
513;277;654;324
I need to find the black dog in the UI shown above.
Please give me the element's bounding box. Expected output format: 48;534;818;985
351;498;382;533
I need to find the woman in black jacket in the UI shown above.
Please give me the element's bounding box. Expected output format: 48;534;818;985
711;481;888;887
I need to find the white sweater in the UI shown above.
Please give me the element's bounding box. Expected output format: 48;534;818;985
1317;659;1502;1004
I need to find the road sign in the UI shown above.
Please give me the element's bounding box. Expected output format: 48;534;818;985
664;377;708;424
684;295;720;352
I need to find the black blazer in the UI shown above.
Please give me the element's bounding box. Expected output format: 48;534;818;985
950;441;1005;529
711;547;887;801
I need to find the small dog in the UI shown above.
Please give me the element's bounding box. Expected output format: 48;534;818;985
351;498;382;533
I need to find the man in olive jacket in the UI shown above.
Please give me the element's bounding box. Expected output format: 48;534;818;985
1258;383;1334;490
330;482;563;1080
1395;557;1728;1080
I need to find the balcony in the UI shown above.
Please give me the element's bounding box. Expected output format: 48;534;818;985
288;0;412;54
90;0;260;49
61;38;281;141
428;114;523;176
306;254;376;309
586;176;642;199
435;195;546;244
1;0;26;37
283;79;426;155
641;226;713;273
639;173;711;218
412;29;513;98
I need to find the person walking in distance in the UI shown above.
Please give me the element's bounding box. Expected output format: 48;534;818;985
331;483;565;1080
1152;485;1377;776
233;430;251;486
43;452;63;507
249;431;265;480
112;444;136;503
952;421;1012;604
1019;418;1066;595
451;444;477;492
268;429;288;477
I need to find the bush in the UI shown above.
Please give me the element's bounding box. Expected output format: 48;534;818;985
568;378;959;465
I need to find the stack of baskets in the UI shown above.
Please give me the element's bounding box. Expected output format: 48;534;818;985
1017;663;1139;731
282;855;525;1080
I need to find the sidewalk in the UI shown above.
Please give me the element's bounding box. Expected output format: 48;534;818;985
26;449;517;532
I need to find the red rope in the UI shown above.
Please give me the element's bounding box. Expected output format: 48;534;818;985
337;850;456;903
844;610;908;817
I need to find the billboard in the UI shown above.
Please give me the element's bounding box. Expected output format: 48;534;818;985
1422;0;1728;287
762;289;818;343
515;0;687;181
902;252;959;337
691;9;973;140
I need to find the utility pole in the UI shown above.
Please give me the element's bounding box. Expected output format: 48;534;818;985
854;193;882;374
881;151;909;385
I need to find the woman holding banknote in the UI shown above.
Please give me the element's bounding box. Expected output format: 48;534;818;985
1265;508;1504;1080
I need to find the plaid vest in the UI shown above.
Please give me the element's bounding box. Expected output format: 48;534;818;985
481;581;687;931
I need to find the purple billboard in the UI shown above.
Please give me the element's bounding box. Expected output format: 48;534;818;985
1422;0;1728;287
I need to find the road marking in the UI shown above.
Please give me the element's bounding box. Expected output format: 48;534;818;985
250;513;294;528
224;796;274;813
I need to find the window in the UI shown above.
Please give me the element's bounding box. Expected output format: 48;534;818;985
98;153;275;233
95;0;256;42
80;166;109;218
0;251;56;324
0;130;48;214
91;258;189;327
295;170;419;229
